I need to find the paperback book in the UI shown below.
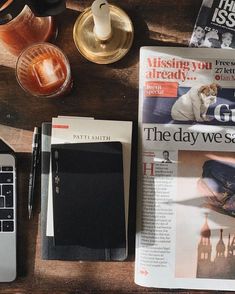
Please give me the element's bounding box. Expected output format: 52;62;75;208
41;117;132;261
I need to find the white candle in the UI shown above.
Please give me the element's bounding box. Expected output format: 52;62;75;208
91;0;112;41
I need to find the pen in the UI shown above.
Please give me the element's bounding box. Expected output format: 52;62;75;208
28;127;40;219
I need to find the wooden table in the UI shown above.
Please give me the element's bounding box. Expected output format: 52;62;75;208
0;1;205;293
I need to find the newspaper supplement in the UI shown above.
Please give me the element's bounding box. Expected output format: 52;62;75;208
189;0;235;49
135;47;235;290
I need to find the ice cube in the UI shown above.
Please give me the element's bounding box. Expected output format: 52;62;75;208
33;58;65;88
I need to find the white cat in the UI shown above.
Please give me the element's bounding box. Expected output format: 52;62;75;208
171;83;219;122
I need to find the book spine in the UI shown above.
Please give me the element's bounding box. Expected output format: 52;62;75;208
41;123;51;259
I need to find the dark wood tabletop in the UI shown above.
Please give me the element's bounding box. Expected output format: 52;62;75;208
0;1;209;293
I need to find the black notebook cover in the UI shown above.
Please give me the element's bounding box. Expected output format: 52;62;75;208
51;142;126;249
41;123;127;261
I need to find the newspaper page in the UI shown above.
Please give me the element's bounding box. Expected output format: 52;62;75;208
189;0;235;49
135;47;235;290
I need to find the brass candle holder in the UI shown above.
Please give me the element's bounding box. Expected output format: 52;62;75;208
73;4;134;64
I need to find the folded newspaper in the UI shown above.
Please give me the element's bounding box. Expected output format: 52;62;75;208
135;46;235;290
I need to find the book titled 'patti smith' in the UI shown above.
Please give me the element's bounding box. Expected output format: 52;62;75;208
41;121;131;261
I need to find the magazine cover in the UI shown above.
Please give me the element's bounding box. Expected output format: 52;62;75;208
135;46;235;290
189;0;235;49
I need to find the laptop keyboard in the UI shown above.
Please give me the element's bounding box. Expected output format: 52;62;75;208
0;155;17;281
0;166;14;232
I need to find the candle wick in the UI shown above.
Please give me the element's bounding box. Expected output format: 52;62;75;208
99;3;106;9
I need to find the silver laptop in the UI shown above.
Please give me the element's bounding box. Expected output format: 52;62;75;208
0;153;16;282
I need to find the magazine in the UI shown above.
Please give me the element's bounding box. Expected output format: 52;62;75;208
189;0;235;49
135;46;235;290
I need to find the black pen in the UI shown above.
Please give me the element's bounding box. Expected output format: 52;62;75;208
28;127;40;219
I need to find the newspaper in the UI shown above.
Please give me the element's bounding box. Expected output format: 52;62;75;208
135;47;235;290
189;0;235;49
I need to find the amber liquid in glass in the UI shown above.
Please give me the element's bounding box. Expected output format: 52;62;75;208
0;6;55;55
25;53;68;96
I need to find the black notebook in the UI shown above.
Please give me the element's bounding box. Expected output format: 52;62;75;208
51;142;126;250
41;123;127;261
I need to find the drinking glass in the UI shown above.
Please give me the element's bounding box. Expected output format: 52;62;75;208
16;43;72;98
0;5;55;56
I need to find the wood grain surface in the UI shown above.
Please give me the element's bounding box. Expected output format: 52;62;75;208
0;1;212;293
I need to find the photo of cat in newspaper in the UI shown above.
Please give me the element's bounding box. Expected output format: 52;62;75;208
171;83;219;122
142;83;235;125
